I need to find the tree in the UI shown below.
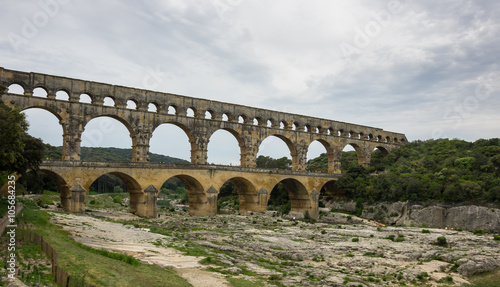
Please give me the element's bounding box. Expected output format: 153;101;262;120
0;85;44;175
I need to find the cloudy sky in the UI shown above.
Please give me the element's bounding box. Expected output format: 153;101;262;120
1;0;499;164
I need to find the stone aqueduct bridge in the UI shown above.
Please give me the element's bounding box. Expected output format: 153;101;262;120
1;68;407;218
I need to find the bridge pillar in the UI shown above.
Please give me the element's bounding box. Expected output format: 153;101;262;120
67;184;86;212
239;188;268;214
333;148;343;173
189;186;218;216
132;129;152;162
132;185;158;217
61;116;84;160
292;141;308;171
290;189;319;220
191;133;209;165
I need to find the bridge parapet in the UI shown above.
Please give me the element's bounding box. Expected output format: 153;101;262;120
40;160;340;178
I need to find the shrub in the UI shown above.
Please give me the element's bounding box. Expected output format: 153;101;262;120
386;235;396;241
422;229;430;233
112;195;122;204
436;236;447;246
394;234;405;242
352;237;359;242
493;236;500;241
473;229;487;235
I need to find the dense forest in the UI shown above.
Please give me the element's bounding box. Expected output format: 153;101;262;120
311;138;500;204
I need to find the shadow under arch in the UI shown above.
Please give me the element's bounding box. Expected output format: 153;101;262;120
218;177;262;214
373;146;390;157
170;174;211;216
319;179;344;199
88;171;145;214
36;169;71;210
272;178;315;216
258;134;297;169
207;128;247;166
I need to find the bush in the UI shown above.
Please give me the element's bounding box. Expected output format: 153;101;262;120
112;195;122;204
493;236;500;241
280;201;291;214
473;229;486;235
422;229;430;234
352;237;359;242
436;236;447;246
394;234;405;242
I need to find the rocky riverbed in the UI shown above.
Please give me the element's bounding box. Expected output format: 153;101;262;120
47;207;500;287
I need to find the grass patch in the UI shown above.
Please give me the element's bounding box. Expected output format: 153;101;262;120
467;269;500;287
227;277;265;287
19;206;191;287
74;241;139;266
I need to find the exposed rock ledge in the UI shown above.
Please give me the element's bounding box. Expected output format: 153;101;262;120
328;201;500;233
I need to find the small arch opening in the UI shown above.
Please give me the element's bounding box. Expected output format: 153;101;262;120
55;90;70;101
7;84;24;95
168;105;177;115
33;87;48;98
126;100;138;110
222;113;229;121
148;103;158;113
205;110;213;119
103;97;115;107
79;93;93;104
187;108;195;117
238;116;245;124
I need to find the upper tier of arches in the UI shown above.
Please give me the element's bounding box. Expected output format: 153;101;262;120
1;68;407;145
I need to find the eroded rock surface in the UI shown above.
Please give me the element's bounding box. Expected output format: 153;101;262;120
49;209;500;286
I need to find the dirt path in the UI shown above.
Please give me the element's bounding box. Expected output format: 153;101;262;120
49;212;230;287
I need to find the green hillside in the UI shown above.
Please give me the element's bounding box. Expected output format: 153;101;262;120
309;138;500;204
45;144;189;163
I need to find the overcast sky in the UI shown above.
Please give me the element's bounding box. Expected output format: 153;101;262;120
1;0;499;164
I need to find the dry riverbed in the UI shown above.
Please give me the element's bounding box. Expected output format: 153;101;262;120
48;208;500;287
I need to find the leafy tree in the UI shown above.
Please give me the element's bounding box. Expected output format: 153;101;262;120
0;85;44;177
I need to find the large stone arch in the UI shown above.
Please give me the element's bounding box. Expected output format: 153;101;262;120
373;145;390;157
257;134;297;169
151;121;194;162
307;139;335;173
87;171;153;215
35;169;72;210
320;179;344;199
342;142;367;166
207;128;247;166
81;114;136;160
